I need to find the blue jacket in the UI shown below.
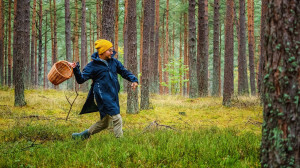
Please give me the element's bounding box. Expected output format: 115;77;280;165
73;51;138;119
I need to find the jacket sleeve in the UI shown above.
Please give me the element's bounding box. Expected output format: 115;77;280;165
116;59;139;83
73;62;93;84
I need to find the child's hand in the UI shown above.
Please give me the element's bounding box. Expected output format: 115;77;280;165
131;82;138;91
68;62;76;68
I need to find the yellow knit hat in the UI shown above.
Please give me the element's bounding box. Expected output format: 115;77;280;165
95;39;113;54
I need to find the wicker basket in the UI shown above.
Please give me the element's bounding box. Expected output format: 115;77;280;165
47;61;73;85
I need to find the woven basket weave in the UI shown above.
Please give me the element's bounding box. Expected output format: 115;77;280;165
47;61;73;85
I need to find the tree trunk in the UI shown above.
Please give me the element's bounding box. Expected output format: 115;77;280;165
164;0;169;94
149;0;155;93
14;0;30;106
89;11;93;55
123;0;128;92
222;0;234;106
179;15;183;96
80;0;88;92
0;0;4;86
114;0;119;59
260;0;300;166
188;0;197;98
7;0;12;87
197;0;209;97
34;22;38;86
247;0;256;95
139;0;144;86
65;0;73;90
102;0;115;43
257;0;267;95
96;0;101;39
171;23;175;94
154;0;160;94
73;0;80;91
140;0;151;110
44;12;48;89
126;0;139;114
31;0;37;86
237;0;249;95
4;16;7;86
38;0;43;86
184;7;188;96
212;0;220;96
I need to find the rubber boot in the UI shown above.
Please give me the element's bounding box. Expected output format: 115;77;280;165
72;129;90;140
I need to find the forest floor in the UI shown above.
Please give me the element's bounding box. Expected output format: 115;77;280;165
0;87;262;167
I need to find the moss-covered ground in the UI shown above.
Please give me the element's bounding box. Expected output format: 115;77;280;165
0;88;262;167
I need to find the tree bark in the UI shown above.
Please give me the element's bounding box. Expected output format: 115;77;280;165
164;0;169;94
257;0;267;95
73;0;80;91
139;0;144;84
30;0;37;86
247;0;256;95
44;12;48;89
126;0;139;114
149;0;155;93
38;0;43;86
140;0;151;110
237;0;249;95
197;0;209;97
80;0;88;92
188;0;197;98
0;0;4;86
260;0;300;166
154;0;160;94
65;0;73;90
183;6;188;96
212;0;220;96
123;0;128;92
14;0;30;106
222;0;234;106
96;0;101;39
114;0;119;59
102;0;115;43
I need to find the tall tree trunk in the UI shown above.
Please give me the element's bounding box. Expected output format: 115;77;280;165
126;0;139;114
114;0;119;59
183;7;188;96
154;0;160;94
171;23;175;94
65;0;73;90
89;11;93;55
237;0;249;95
140;0;151;110
31;0;37;86
123;0;128;92
257;0;267;95
7;0;12;87
179;15;183;96
102;0;115;43
222;0;234;106
14;0;30;106
164;0;169;94
139;0;144;85
149;0;155;93
0;0;4;86
197;0;209;97
161;12;165;95
4;16;7;86
73;0;80;91
44;12;48;89
260;0;300;166
53;0;58;89
188;0;197;98
80;0;88;92
96;0;101;39
247;0;256;95
34;22;38;86
38;0;43;86
212;0;220;96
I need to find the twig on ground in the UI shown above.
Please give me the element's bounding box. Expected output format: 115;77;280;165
65;89;79;121
142;121;177;133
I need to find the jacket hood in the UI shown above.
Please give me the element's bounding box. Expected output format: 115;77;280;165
91;51;117;62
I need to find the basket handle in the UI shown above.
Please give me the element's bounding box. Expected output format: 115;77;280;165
54;60;73;79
